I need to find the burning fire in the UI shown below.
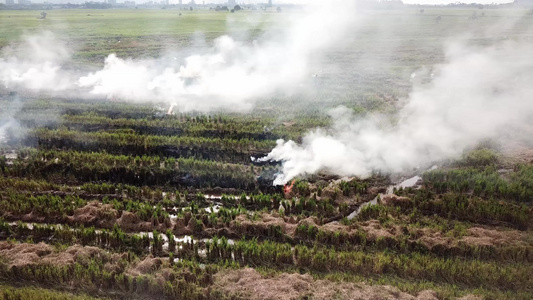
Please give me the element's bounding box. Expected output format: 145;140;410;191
284;180;295;196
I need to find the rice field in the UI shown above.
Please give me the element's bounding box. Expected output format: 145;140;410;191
1;5;533;300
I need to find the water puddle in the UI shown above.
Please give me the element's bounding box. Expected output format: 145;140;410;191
388;175;422;194
347;197;379;220
165;195;227;218
2;150;17;165
205;194;250;201
4;152;17;160
205;204;222;213
347;174;425;220
202;237;235;246
138;232;194;250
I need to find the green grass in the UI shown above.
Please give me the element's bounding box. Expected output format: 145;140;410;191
0;283;109;300
0;9;280;53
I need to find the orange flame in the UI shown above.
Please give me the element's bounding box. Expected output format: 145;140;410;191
284;180;295;196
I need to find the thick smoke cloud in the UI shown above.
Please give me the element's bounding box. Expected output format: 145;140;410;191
78;2;355;112
0;32;73;91
0;0;356;112
261;41;533;185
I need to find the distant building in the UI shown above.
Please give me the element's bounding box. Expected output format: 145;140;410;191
228;0;236;6
179;0;182;5
268;0;272;7
18;0;31;4
108;0;116;4
5;0;15;5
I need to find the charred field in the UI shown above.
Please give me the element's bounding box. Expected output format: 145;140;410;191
1;4;533;300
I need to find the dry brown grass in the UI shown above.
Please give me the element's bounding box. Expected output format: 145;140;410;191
0;242;122;269
461;226;527;247
231;213;298;236
67;201;118;229
382;194;412;208
213;268;444;300
0;242;52;268
126;256;162;276
117;211;153;232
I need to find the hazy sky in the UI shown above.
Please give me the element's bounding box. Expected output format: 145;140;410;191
402;0;513;4
246;0;515;3
208;1;515;5
253;0;514;4
0;0;517;5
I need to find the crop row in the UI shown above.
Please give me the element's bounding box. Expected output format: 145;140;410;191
358;190;532;230
2;220;532;294
2;149;259;189
28;128;273;164
423;166;533;203
205;237;532;291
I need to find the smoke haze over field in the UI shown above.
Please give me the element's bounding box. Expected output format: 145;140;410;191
2;2;533;185
262;41;533;184
0;0;356;112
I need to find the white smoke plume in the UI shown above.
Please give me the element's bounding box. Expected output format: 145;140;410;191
0;31;73;91
0;117;19;145
0;1;357;112
78;1;356;112
261;41;533;185
0;96;24;145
